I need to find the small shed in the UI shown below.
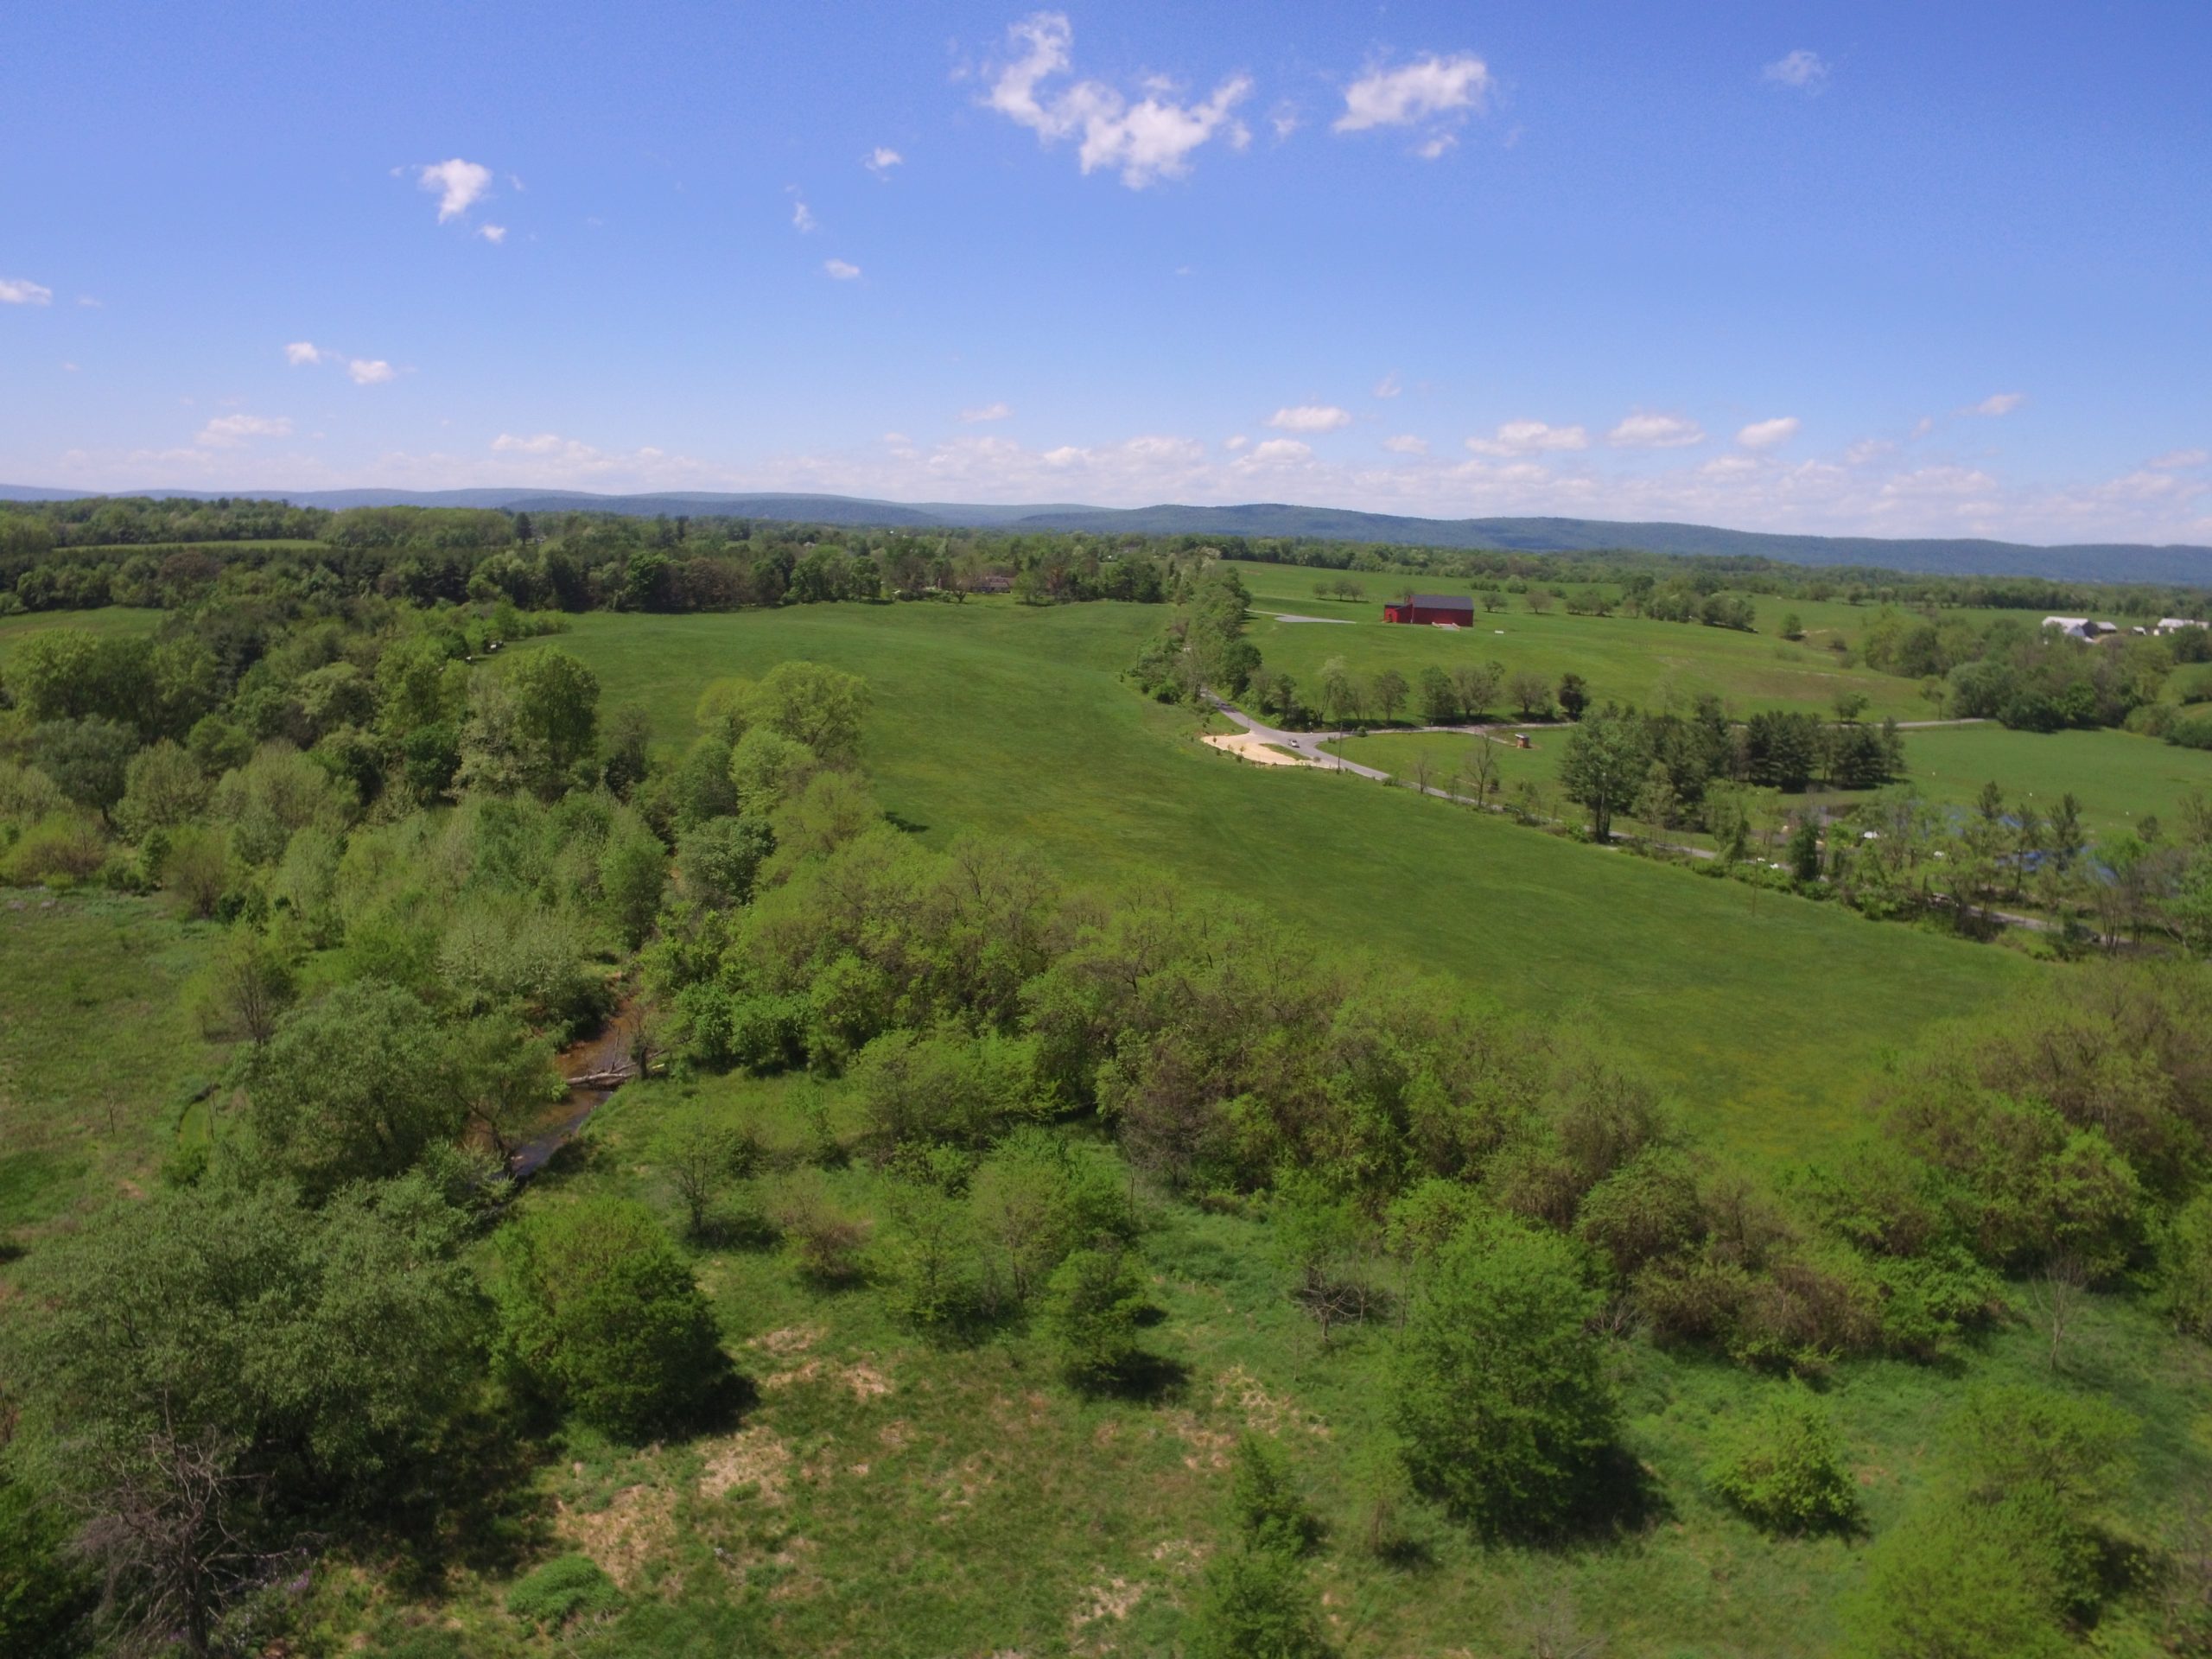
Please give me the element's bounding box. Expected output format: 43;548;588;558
1383;594;1476;626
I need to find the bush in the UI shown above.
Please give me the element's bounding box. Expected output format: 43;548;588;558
505;1553;622;1628
1850;1497;2074;1659
1040;1243;1147;1389
0;1472;92;1657
1186;1544;1332;1659
1229;1433;1320;1554
2159;1192;2212;1338
1707;1389;1858;1535
1390;1217;1618;1537
497;1198;733;1440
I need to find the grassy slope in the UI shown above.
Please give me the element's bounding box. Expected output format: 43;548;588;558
0;891;221;1242
539;602;2032;1165
1225;562;1933;723
433;1075;2210;1659
0;605;162;671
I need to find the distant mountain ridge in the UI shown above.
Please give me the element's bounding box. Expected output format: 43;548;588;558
4;484;2209;586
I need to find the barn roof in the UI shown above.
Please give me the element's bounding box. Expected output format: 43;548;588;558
1411;594;1473;609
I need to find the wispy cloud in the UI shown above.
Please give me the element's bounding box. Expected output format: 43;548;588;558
1608;411;1707;448
1762;49;1828;91
2148;448;2209;469
1335;53;1491;156
1737;416;1801;449
824;258;861;281
1372;372;1402;399
197;413;292;447
478;224;507;244
284;341;325;366
1382;435;1428;455
985;11;1252;188
792;199;818;232
959;402;1012;423
0;277;54;306
417;158;493;222
1466;419;1589;456
1970;391;2026;416
864;147;904;178
347;359;396;385
1266;404;1352;433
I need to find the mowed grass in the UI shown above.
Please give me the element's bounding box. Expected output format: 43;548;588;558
0;604;162;671
418;1073;2212;1659
1224;561;1933;723
534;602;2036;1164
0;890;223;1243
1816;721;2212;841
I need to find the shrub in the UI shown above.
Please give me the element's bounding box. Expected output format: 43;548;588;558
1229;1433;1320;1554
2159;1192;2212;1338
1040;1243;1147;1389
505;1553;622;1628
1707;1389;1858;1535
764;1173;871;1283
497;1198;733;1440
1185;1545;1331;1659
1390;1217;1618;1537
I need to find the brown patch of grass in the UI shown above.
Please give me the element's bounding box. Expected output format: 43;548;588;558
555;1482;676;1588
697;1426;795;1506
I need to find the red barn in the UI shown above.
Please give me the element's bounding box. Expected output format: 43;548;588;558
1382;594;1476;626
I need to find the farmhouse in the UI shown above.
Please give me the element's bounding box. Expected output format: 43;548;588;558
1384;594;1476;626
2158;617;2209;634
2043;615;2115;640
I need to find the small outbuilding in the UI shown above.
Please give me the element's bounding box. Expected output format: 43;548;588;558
1383;594;1476;626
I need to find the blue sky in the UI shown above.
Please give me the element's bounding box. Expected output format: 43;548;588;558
3;1;2208;542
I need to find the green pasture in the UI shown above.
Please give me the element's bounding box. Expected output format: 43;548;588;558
534;602;2034;1164
1223;562;1933;722
0;891;221;1240
0;604;162;671
1815;721;2212;841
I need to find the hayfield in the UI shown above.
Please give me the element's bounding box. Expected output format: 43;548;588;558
532;601;2034;1164
1224;561;1935;722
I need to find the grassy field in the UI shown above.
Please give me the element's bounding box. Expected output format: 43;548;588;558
532;601;2035;1165
1331;718;2212;849
1224;562;1936;723
0;604;162;671
1818;721;2212;841
0;891;222;1243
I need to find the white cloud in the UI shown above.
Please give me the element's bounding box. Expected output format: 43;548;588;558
347;359;397;385
1608;411;1707;448
864;147;904;178
1971;391;2026;416
959;402;1012;423
1236;437;1313;468
2148;448;2209;469
0;277;54;306
824;258;861;280
1466;419;1589;456
1224;435;1249;452
284;341;325;366
1911;416;1936;439
792;200;819;232
76;295;101;308
61;361;79;372
1267;404;1352;433
1372;372;1402;399
478;224;507;244
1269;103;1300;141
1737;416;1801;449
196;413;292;447
417;158;493;222
984;11;1252;188
1843;437;1896;467
1335;54;1491;155
1763;50;1828;90
1382;435;1428;455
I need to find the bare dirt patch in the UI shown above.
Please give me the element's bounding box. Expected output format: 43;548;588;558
1213;1364;1332;1439
697;1427;795;1505
556;1483;676;1588
1164;1410;1235;1470
1071;1574;1146;1630
1200;732;1318;768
